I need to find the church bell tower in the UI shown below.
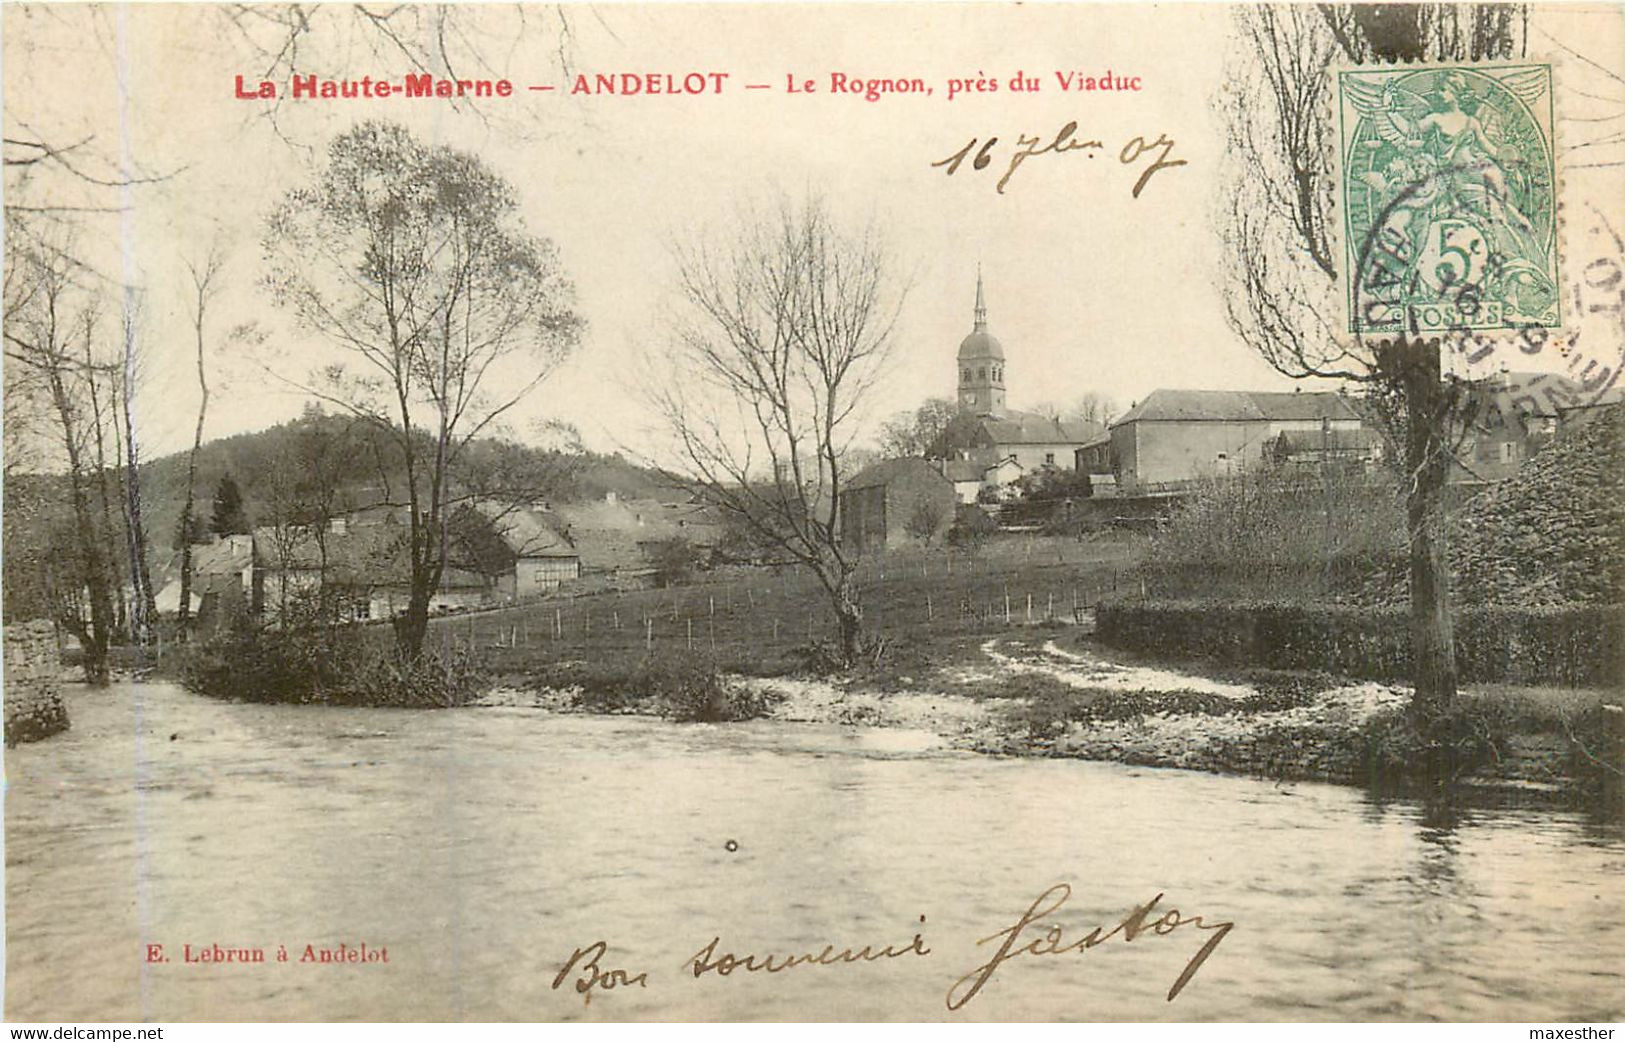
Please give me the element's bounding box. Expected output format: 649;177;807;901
956;268;1006;417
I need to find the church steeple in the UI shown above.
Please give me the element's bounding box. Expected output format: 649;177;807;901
956;268;1006;418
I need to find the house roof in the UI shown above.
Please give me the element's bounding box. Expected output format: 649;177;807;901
1077;433;1112;452
254;524;410;585
976;410;1104;445
191;534;254;576
1271;428;1379;453
475;504;578;559
942;460;985;483
153;535;254;610
1469;372;1588;422
845;456;948;492
1113;389;1360;425
550;497;716;571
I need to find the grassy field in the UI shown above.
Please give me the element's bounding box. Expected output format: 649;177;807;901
421;531;1146;676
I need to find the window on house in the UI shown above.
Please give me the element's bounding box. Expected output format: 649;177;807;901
1045;452;1055;465
963;368;971;382
978;367;987;380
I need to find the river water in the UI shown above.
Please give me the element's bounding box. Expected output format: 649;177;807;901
5;681;1622;1022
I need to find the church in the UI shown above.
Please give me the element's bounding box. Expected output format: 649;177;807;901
930;273;1104;497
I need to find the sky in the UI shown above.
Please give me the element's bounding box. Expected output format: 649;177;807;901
5;2;1623;465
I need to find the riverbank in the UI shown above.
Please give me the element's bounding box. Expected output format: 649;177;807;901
479;621;1623;809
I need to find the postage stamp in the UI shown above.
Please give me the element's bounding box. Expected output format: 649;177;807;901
1335;62;1560;339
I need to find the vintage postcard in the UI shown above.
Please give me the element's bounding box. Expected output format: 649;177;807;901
4;0;1623;1027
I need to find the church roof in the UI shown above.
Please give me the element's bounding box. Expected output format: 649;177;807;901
957;330;1004;361
976;410;1104;445
958;269;1004;360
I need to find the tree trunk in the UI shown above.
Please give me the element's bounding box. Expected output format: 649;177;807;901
121;378;156;644
833;569;865;665
395;583;433;660
1400;336;1458;721
47;369;114;686
177;530;195;628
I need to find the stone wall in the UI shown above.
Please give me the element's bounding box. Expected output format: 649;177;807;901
5;620;70;745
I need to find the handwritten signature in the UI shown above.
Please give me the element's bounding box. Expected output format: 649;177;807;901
550;884;1232;1011
932;122;1187;197
945;882;1233;1010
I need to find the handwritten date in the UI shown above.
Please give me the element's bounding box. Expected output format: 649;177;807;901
933;122;1187;197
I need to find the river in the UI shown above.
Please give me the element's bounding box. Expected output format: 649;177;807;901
4;681;1622;1022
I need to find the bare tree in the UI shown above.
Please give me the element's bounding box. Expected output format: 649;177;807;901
2;225;117;683
903;493;950;545
1033;392;1119;428
1216;4;1527;721
264;120;582;658
877;397;959;458
116;295;157;643
1069;391;1120;427
173;247;225;629
645;196;905;664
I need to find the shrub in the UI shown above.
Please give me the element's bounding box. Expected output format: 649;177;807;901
646;536;701;588
1141;467;1406;603
554;652;779;722
180;623;482;707
947;504;997;549
1095;600;1623;687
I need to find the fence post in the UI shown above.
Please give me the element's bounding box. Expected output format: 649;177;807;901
1026;593;1032;623
1004;593;1011;624
555;608;562;640
687;618;693;650
1047;592;1054;620
646;617;653;651
926;592;933;621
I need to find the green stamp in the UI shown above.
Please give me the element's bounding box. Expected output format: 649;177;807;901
1335;63;1559;338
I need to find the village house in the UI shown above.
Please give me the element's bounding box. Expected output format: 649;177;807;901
475;504;581;597
253;515;498;622
1107;388;1367;494
839;457;957;553
1453;371;1587;484
152;534;256;632
548;492;723;588
939;457;1024;504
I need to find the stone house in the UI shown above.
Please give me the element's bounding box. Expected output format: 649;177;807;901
254;519;494;621
1454;372;1585;484
940;457;1023;504
153;533;256;631
1108;389;1366;493
839;458;957;553
477;505;581;598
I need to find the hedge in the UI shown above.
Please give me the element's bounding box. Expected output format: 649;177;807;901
1095;600;1623;688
